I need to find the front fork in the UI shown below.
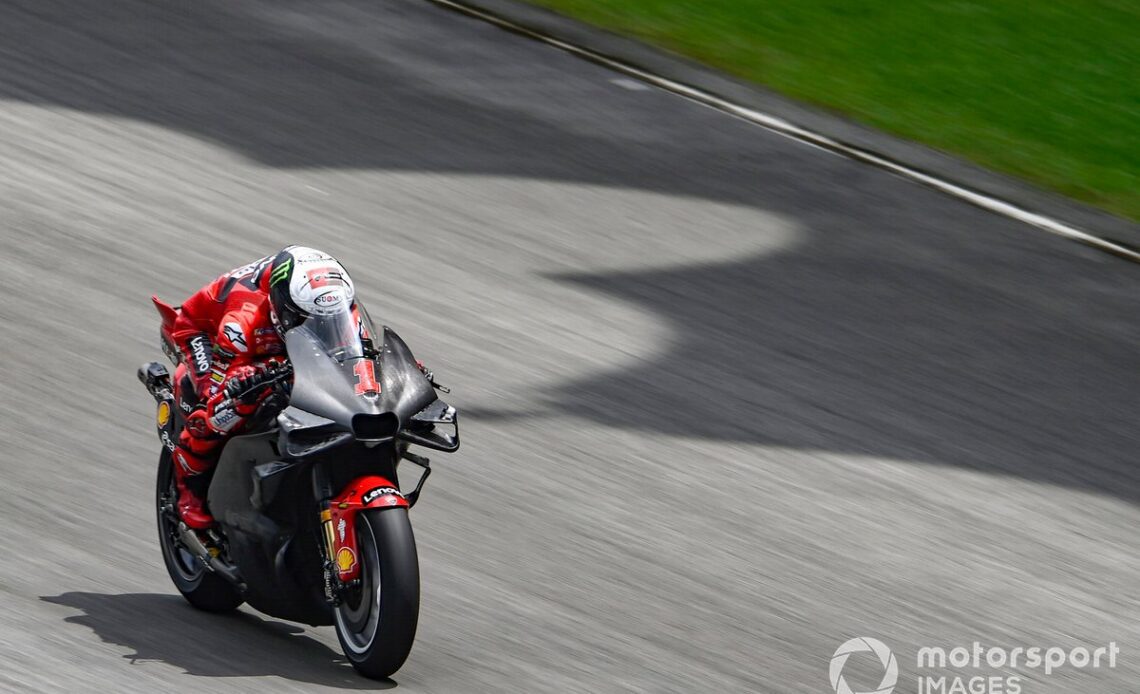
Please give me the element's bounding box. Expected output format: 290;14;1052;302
313;457;429;603
319;506;348;604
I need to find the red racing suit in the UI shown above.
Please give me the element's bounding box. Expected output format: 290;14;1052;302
170;256;285;477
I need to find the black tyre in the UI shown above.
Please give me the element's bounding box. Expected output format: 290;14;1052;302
155;450;244;613
333;508;420;679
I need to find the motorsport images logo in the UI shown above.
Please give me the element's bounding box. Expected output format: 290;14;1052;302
830;637;899;694
829;637;1119;694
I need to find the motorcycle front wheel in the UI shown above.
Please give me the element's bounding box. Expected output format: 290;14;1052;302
333;508;420;679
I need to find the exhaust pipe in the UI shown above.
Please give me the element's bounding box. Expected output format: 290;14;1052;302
178;522;247;591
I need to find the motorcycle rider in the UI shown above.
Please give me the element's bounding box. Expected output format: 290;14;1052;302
170;245;359;529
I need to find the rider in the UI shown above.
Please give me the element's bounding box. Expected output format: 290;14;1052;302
170;245;357;529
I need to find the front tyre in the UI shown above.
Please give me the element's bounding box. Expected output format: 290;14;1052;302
155;450;243;613
334;508;420;679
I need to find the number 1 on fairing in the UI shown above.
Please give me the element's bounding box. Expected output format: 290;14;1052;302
354;360;379;395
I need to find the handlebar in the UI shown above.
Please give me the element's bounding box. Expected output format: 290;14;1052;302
224;362;294;402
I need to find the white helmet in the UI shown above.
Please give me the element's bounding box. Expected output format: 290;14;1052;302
267;246;355;331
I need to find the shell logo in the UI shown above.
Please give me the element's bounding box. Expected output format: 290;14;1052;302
156;401;171;428
336;547;357;572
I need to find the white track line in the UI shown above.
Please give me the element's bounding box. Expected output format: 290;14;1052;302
424;0;1140;263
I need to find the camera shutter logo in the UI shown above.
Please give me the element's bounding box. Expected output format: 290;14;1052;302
830;637;898;694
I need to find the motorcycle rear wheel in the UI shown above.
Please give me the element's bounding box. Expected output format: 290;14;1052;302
333;508;420;679
155;450;244;613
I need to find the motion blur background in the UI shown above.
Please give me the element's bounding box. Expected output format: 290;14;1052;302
0;1;1136;692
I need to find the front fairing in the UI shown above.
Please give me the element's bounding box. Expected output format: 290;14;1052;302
277;321;453;458
283;323;386;428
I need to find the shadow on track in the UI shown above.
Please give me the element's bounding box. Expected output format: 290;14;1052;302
40;593;392;689
538;252;1140;503
4;0;1140;506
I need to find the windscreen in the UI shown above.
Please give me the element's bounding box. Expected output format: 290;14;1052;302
293;300;374;363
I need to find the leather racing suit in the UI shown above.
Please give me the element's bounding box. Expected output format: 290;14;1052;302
170;256;286;527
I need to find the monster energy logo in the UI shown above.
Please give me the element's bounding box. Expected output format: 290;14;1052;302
269;258;292;286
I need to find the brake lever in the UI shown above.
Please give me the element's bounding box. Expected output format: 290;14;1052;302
421;369;450;394
228;365;294;402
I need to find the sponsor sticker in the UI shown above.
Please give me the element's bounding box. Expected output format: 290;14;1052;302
156;401;171;428
362;486;403;505
222;322;248;353
269;258;293;287
304;267;345;290
337;518;347;542
189;335;211;375
209;408;240;432
335;547;357;573
313;290;345;308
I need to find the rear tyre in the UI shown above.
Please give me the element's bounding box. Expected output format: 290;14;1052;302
333;508;420;679
155;450;244;613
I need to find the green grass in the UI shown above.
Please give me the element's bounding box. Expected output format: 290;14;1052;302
528;0;1139;220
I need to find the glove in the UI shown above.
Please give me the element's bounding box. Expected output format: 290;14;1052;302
205;361;288;434
224;360;287;405
204;392;245;434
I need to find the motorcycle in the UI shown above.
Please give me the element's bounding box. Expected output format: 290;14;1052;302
137;294;459;679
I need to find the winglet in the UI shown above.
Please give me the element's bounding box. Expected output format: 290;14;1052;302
151;295;180;330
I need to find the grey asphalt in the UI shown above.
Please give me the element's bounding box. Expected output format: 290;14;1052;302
1;1;1138;693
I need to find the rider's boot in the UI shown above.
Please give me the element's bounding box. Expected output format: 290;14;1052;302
173;446;216;529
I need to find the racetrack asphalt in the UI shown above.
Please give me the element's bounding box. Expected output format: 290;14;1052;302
1;1;1139;692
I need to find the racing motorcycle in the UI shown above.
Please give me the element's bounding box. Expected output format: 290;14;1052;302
138;295;459;679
